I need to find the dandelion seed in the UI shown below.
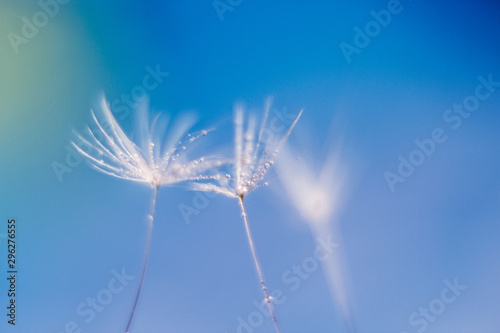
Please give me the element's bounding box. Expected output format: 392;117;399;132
72;96;221;333
191;98;302;333
277;137;354;333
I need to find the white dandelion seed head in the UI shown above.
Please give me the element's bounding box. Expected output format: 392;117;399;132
276;138;347;226
191;97;302;198
72;96;220;187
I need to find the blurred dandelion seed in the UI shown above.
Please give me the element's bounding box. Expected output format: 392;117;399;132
277;139;354;333
191;98;302;333
72;96;220;333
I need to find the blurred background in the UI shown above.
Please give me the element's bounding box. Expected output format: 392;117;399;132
0;0;499;332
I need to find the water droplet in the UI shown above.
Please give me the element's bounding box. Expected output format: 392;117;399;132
225;174;231;178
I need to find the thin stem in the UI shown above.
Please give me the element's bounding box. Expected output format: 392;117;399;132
237;195;282;333
126;184;159;333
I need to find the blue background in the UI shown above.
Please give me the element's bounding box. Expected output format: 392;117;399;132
1;0;499;332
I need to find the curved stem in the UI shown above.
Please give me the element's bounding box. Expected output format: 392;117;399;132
238;195;282;333
126;184;159;333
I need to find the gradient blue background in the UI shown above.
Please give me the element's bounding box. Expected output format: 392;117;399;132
1;0;499;332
